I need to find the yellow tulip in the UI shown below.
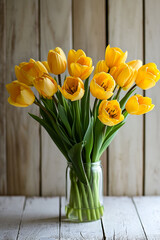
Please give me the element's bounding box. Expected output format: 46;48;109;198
68;49;94;80
125;94;154;115
135;63;160;90
98;100;124;126
41;61;51;73
15;58;48;86
127;60;142;70
105;45;128;68
94;60;109;75
90;72;115;100
47;47;67;75
33;73;58;98
58;76;84;101
6;80;35;107
68;49;86;75
110;63;137;90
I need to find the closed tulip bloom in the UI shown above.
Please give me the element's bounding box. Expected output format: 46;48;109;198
126;94;154;115
94;60;109;75
105;45;128;69
135;63;160;90
127;60;142;70
68;49;94;80
47;47;67;75
98;100;124;126
110;63;137;90
41;61;51;73
15;59;48;86
6;80;35;107
33;73;58;98
68;49;86;75
90;72;115;100
58;76;84;101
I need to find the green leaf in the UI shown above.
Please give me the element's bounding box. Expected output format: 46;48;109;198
68;142;87;184
120;87;136;110
58;103;72;137
92;118;105;162
83;116;94;163
81;77;90;134
29;113;70;161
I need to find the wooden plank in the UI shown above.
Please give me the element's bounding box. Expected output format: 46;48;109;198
40;0;72;196
134;197;160;239
60;197;103;240
73;0;107;195
6;0;40;195
102;197;146;239
0;197;25;239
108;0;143;196
145;0;160;195
18;197;59;240
0;0;7;194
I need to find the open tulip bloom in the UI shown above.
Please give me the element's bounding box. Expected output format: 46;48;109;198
6;45;159;222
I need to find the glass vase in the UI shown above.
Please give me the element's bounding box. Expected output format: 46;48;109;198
65;161;104;222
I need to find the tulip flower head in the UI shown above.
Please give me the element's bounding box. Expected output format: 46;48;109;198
110;63;137;90
126;94;154;115
41;61;51;73
33;73;58;98
47;47;67;75
98;100;124;126
90;72;115;100
127;60;142;71
58;76;84;101
6;80;35;107
68;49;94;80
105;45;128;69
94;60;109;75
135;63;160;90
15;59;48;86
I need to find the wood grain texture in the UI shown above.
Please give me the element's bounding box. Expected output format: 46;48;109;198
0;0;7;194
0;197;25;239
61;197;104;240
108;0;143;196
134;197;160;239
40;0;72;196
73;0;107;195
18;197;59;239
103;197;146;240
145;0;160;195
6;0;40;195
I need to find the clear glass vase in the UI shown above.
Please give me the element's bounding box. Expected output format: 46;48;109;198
65;161;104;222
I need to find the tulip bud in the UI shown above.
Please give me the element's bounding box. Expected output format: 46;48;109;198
98;100;124;126
126;94;154;115
15;59;48;86
33;73;58;98
58;76;84;101
127;60;142;70
90;72;115;100
47;47;67;75
41;61;51;73
110;63;137;90
68;49;94;80
94;60;109;75
105;45;128;69
135;63;160;90
6;81;35;107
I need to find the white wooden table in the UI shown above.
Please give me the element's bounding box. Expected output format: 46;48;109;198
0;196;160;240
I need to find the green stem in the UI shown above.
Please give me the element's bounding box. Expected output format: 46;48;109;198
73;101;82;140
58;74;62;86
92;98;98;118
79;182;91;221
115;87;122;100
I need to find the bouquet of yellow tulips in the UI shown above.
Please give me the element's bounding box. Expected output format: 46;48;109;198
6;45;160;222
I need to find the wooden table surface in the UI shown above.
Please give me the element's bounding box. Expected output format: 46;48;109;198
0;196;160;240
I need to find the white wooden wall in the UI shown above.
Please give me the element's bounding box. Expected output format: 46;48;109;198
0;0;160;196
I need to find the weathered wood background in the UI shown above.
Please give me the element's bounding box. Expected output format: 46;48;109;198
0;0;160;196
